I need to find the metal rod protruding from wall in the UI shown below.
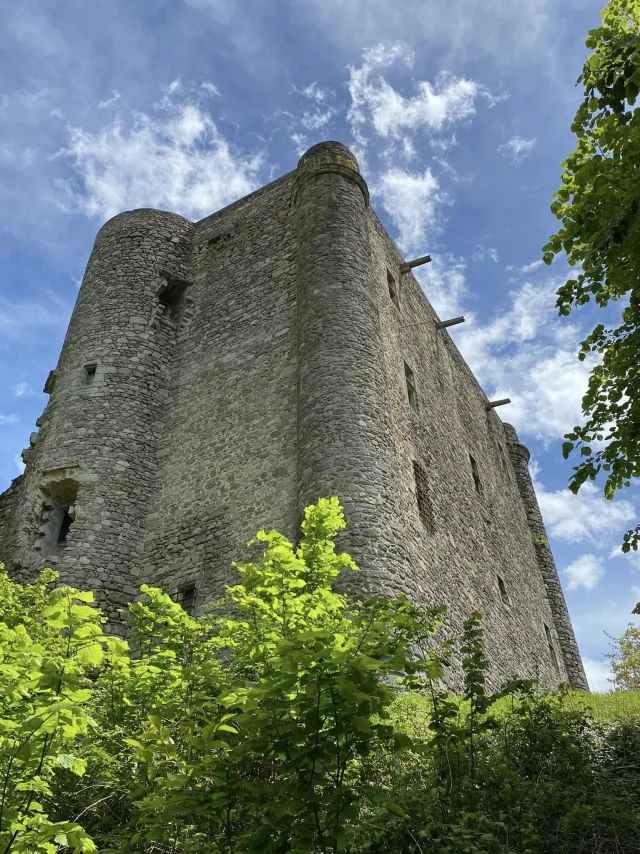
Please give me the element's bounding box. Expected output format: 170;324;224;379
399;254;431;273
435;316;465;330
487;398;511;410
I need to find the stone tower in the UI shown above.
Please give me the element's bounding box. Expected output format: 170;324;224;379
0;141;588;691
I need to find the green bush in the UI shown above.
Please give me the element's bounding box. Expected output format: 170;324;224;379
0;498;639;853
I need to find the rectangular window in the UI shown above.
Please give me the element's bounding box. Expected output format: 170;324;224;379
413;460;434;532
404;362;418;412
497;575;510;605
387;269;400;308
469;454;483;495
498;444;508;471
178;584;196;617
84;363;97;385
57;509;74;546
544;623;560;673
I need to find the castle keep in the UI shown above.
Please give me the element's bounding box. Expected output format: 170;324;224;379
0;141;588;690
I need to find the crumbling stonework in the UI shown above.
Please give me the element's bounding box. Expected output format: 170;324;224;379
0;141;588;691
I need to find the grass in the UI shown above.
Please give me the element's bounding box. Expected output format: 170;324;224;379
387;689;640;736
563;689;640;722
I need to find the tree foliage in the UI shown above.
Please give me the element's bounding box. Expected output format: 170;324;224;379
608;621;640;689
543;0;640;551
0;566;101;853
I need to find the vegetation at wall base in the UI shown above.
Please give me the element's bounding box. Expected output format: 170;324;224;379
544;0;640;554
0;498;639;852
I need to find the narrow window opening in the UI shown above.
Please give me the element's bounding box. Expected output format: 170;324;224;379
387;269;400;308
413;460;434;532
544;623;560;673
84;363;97;386
469;454;483;495
178;584;196;616
404;362;418;412
57;510;73;545
498;444;508;471
497;575;510;605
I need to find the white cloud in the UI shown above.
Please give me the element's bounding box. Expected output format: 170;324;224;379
347;43;485;154
564;553;606;591
0;414;19;426
537;481;635;545
472;246;499;263
505;259;544;274
582;657;614;692
97;90;121;109
13;455;25;475
200;81;220;97
456;278;596;443
300;105;337;131
498;135;536;163
373;166;449;252
294;82;334;103
609;544;640;571
298;0;551;67
58;98;264;221
13;382;33;397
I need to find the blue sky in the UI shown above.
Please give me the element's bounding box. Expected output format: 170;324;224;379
1;0;638;689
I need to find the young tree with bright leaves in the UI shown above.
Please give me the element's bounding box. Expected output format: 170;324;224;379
543;0;640;554
607;622;640;688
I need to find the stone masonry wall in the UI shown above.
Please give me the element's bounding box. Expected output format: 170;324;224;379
0;141;586;689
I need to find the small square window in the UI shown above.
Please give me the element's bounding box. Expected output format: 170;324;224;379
387;269;400;308
84;363;97;385
497;575;510;605
404;362;418;412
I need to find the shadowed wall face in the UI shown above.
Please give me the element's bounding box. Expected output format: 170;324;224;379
0;142;587;690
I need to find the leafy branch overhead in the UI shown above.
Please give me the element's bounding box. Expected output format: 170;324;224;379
543;0;640;551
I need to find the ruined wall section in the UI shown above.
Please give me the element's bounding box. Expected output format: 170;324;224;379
369;211;579;690
140;175;300;603
3;209;195;623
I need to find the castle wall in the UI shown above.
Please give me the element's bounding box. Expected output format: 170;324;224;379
0;140;586;689
369;210;585;690
140;175;300;598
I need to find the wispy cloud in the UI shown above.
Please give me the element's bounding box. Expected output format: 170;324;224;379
498;135;536;163
57;95;265;221
536;481;635;545
564;553;606;591
293;82;334;103
373;166;449;251
0;414;19;426
347;43;487;157
13;382;33;397
97;90;121;109
472;246;499;263
0;292;72;345
457;278;595;444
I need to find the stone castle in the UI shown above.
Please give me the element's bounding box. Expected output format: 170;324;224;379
0;141;587;690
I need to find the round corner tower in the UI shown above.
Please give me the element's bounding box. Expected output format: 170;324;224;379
292;141;411;597
5;207;195;624
503;422;588;689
